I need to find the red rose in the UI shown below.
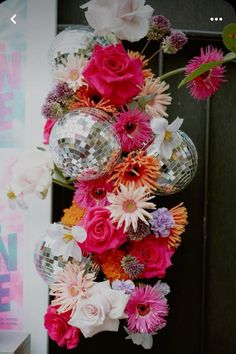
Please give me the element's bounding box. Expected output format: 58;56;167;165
79;207;127;254
130;236;174;278
83;43;144;106
44;305;80;349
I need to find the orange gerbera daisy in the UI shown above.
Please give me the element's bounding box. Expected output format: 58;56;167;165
101;249;129;282
61;201;85;227
128;50;153;78
109;151;160;192
69;85;117;114
168;203;188;249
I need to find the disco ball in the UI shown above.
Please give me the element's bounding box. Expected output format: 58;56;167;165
34;233;77;285
148;130;198;195
49;107;121;180
48;27;94;69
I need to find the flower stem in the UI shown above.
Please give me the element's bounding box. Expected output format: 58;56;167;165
140;40;151;55
159;67;185;81
52;178;75;191
147;48;161;62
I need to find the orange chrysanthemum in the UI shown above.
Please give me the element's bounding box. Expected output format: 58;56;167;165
101;249;129;282
168;203;188;249
128;50;153;78
110;151;160;192
70;86;117;114
61;201;85;227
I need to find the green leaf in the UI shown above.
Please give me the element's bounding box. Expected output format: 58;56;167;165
178;61;223;88
222;23;236;53
137;93;156;108
178;51;236;89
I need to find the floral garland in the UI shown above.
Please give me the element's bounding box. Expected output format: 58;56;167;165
6;0;236;350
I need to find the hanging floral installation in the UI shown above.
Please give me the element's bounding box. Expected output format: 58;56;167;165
6;0;236;350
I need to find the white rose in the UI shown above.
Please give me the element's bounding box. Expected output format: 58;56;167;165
81;0;154;42
8;150;54;201
69;281;129;337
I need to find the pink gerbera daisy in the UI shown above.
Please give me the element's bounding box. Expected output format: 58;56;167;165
74;175;113;208
125;285;169;333
114;108;152;152
185;46;226;100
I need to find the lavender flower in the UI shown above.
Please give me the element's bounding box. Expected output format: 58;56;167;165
162;30;188;54
149;207;174;237
148;15;171;40
112;279;135;295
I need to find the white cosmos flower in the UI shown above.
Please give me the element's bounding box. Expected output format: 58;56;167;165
147;117;183;159
124;327;155;349
81;0;154;42
53;53;88;91
47;223;87;261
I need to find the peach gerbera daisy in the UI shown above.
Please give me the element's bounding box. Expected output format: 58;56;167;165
136;76;172;117
109;151;160;192
107;183;155;232
50;262;95;315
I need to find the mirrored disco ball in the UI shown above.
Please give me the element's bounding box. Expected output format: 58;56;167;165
34;235;76;285
49;107;121;180
148;130;198;195
48;27;94;70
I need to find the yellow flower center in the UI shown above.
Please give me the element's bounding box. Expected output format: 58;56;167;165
7;191;16;200
63;233;74;243
70;285;79;297
69;69;79;81
123;200;137;213
164;131;172;141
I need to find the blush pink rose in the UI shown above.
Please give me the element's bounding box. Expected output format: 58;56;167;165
79;207;127;254
43;118;57;144
130;236;174;279
82;43;144;106
44;305;80;349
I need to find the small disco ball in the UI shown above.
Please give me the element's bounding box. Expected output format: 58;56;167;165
48;27;94;69
34;234;76;285
49;107;121;180
149;130;198;195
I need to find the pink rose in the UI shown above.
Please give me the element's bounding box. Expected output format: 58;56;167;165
44;305;80;349
130;236;174;279
83;43;144;106
79;207;127;254
43;118;57;144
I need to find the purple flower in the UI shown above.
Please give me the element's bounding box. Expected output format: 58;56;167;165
112;279;135;295
149;207;174;237
148;15;171;40
162;30;188;54
42;83;74;119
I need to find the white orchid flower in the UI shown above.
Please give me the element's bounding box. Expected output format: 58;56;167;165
47;223;87;261
124;327;155;349
147;117;183;159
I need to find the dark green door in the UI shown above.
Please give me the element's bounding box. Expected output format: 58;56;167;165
51;1;236;353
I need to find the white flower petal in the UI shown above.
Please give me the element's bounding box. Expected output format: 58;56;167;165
71;226;87;243
168;117;183;132
171;131;182;149
150;117;168;134
160;141;173;159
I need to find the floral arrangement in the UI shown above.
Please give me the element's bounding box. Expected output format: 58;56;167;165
6;0;236;350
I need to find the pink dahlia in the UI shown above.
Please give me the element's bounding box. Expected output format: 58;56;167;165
114;108;152;153
74;175;113;208
125;285;169;333
185;46;226;100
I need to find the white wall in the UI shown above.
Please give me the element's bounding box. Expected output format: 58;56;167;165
23;1;57;354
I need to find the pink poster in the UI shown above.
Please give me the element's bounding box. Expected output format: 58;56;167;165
0;155;23;329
